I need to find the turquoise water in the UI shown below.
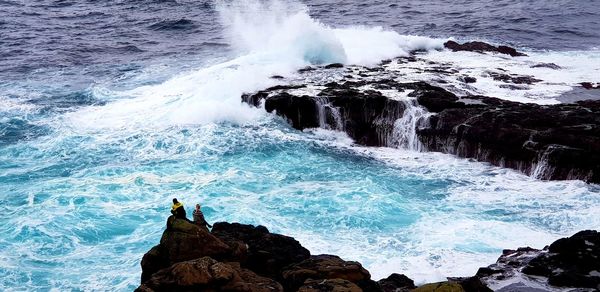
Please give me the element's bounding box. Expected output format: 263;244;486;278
1;116;599;290
1;0;600;290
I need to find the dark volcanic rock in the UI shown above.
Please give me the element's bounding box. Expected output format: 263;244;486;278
444;41;527;57
211;222;310;280
476;231;600;291
523;230;600;288
580;82;600;90
531;63;562;70
418;92;600;182
298;279;362;292
243;77;600;182
140;216;232;282
378;273;416;292
244;81;407;146
281;254;378;292
460;76;477;83
325;63;345;69
487;72;541;84
137;257;283;292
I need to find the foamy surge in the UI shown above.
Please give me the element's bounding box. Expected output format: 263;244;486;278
64;0;443;131
3;1;599;291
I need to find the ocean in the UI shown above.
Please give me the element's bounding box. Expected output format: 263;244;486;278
1;0;599;290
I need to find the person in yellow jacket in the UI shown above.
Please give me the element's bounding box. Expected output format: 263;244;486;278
171;198;188;220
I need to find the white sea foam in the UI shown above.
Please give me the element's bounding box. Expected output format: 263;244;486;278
10;1;599;290
64;0;447;131
284;132;600;283
397;49;600;104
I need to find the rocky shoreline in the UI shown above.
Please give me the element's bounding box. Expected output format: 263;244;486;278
241;41;600;183
137;217;599;291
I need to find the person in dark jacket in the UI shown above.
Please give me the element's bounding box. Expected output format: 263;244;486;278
171;198;188;220
193;203;212;231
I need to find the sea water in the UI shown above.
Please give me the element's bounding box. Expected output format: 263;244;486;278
1;0;599;290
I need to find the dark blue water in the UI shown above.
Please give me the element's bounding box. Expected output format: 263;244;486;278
1;0;599;290
2;0;599;87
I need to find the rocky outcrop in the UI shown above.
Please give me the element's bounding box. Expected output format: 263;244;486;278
211;222;310;279
243;76;600;183
522;230;600;288
443;41;527;57
140;216;232;282
418;94;600;183
476;230;600;291
243;81;407;146
139;217;599;292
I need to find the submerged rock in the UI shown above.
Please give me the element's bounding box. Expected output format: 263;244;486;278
443;41;527;57
581;82;600;90
530;63;562;70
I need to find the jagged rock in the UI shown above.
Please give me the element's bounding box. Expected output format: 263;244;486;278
377;273;416;292
530;63;562;69
444;41;527;57
298;66;316;73
136;257;283;292
475;231;600;291
580;82;599;90
487;72;541;84
418;91;600;182
413;282;465;292
244;81;406;146
140;216;233;282
160;216;232;264
242;76;600;183
459;76;477;83
298;279;363;292
325;63;345;69
281;254;378;292
522;230;600;288
211;222;310;280
141;245;168;284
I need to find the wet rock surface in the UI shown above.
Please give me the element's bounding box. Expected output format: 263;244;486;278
477;231;600;291
419;95;600;183
522;230;600;288
242;61;600;182
443;40;527;57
